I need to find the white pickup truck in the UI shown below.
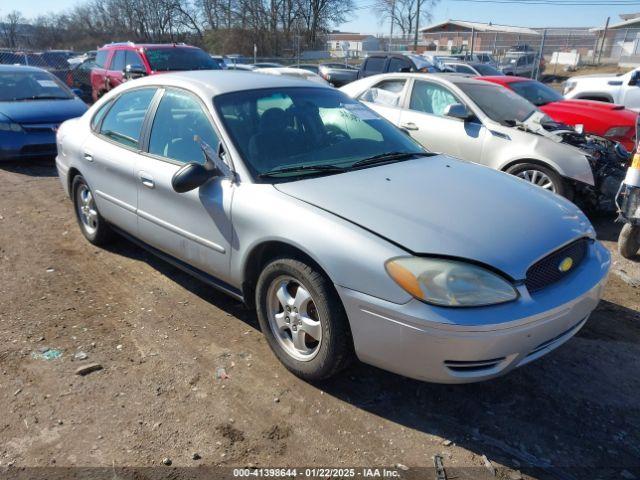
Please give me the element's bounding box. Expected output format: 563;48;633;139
563;68;640;111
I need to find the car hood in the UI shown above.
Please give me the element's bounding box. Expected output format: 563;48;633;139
542;99;636;122
0;98;87;125
274;156;594;280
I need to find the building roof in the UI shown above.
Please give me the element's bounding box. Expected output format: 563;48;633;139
327;33;376;41
420;19;540;35
591;14;640;31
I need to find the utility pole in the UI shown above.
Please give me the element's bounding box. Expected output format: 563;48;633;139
389;0;396;51
597;16;610;65
534;28;547;80
413;0;421;51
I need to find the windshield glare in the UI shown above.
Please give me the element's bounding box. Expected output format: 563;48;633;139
215;87;425;180
145;47;220;71
508;80;563;106
458;82;537;125
0;70;73;101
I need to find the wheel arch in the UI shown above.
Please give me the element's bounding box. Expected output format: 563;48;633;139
67;167;82;198
500;157;562;176
241;240;332;310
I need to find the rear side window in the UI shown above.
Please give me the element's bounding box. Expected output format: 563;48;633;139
148;89;219;164
99;88;157;148
95;50;108;69
387;57;412;73
360;79;406;107
91;100;113;131
110;51;126;71
364;57;385;73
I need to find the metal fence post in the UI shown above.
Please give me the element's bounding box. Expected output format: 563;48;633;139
534;28;547;80
470;27;475;58
597;17;610;65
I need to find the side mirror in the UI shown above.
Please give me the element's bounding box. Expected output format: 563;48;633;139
123;64;146;80
171;162;220;193
630;70;640;86
444;103;473;121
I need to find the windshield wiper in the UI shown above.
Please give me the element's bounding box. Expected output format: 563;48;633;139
259;164;347;178
350;151;426;169
13;95;69;101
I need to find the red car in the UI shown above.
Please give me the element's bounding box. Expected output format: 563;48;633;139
478;76;638;152
90;42;220;102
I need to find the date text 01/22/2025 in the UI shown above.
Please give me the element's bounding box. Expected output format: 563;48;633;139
232;468;402;477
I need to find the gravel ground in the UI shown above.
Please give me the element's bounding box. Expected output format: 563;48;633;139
1;159;639;480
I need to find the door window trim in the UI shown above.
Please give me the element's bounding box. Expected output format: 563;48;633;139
91;86;162;153
139;86;235;172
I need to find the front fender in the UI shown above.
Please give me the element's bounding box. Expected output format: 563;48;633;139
229;183;413;305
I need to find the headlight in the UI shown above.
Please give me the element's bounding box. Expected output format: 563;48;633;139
0;121;23;132
563;81;577;96
604;126;632;138
385;257;518;307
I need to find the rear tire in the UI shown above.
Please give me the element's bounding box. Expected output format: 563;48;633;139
618;223;640;259
255;257;353;381
72;175;113;246
506;162;570;198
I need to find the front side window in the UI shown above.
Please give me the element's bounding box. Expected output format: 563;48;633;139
452;64;475;74
388;57;412;73
215;87;424;180
360;79;406;107
409;81;460;117
110;51;126;71
99;88;157;148
457;82;536;125
125;50;145;70
148;89;219;164
144;47;220;72
0;70;73;102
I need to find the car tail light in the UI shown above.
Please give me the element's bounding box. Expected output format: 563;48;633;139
66;71;73;87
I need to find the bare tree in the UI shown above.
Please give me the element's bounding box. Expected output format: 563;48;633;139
375;0;438;40
0;10;26;48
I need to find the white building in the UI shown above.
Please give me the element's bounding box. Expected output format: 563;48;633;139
326;33;381;58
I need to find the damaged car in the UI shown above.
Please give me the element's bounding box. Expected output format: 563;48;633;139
341;73;628;211
56;71;610;383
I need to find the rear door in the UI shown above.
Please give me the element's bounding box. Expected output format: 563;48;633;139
81;87;159;234
90;49;110;99
398;79;488;162
135;87;234;281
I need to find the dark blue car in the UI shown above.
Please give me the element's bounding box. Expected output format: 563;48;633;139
0;65;87;160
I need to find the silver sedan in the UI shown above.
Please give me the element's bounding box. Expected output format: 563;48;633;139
56;71;609;383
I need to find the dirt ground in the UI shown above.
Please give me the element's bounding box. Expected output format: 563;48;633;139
1;159;639;480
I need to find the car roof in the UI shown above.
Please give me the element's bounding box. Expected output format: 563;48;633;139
0;64;48;74
481;75;530;84
99;43;199;50
368;72;481;84
118;70;332;96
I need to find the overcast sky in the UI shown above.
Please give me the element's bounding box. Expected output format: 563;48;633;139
0;0;622;35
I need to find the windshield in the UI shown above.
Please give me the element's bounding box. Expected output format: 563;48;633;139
214;87;425;180
0;70;74;101
508;80;563;106
144;47;220;71
457;82;537;124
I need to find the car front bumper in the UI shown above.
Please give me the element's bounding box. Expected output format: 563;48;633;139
337;240;610;383
0;129;57;161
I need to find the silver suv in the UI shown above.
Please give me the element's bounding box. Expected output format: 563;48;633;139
55;71;609;383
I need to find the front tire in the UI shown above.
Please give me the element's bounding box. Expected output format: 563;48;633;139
72;175;113;246
506;162;569;198
618;223;640;259
255;257;353;381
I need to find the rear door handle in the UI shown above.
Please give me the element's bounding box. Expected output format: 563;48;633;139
83;152;93;162
400;122;419;131
138;172;155;189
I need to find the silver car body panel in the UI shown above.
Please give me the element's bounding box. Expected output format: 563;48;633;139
340;73;595;186
56;70;610;383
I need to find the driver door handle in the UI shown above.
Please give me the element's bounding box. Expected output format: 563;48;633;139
400;122;419;131
138;172;155;189
83;151;93;162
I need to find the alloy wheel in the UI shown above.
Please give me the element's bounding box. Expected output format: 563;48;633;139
516;169;556;192
76;184;98;235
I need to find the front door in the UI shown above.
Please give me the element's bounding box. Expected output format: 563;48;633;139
398;79;487;163
135;88;234;282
